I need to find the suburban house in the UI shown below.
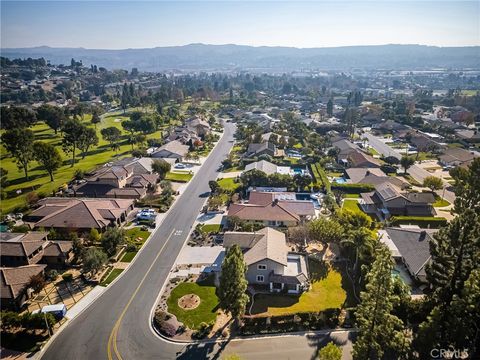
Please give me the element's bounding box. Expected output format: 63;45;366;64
1;264;47;309
371;120;408;134
409;134;444;152
0;232;73;268
243;160;308;177
74;158;159;199
151;140;189;161
223;227;309;294
455;129;480;144
344;168;408;188
245;140;285;158
25;198;134;232
227;191;315;227
332;139;381;168
185;116;211;137
439;148;478;167
360;182;436;219
379;227;437;283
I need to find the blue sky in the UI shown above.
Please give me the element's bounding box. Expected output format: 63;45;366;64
1;1;479;49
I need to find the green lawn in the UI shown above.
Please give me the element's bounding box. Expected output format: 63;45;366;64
344;193;360;199
125;227;150;243
167;279;219;329
100;268;124;286
250;259;348;316
342;199;363;214
326;172;343;178
200;223;222;233
0;111;164;214
433;196;450;208
165;171;193;182
217;177;240;192
120;251;137;262
223;165;244;173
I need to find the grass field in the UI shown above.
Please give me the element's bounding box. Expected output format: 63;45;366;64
344;193;360;199
0;111;164;214
125;228;150;243
250;259;348;316
165;171;193;182
200;223;222;234
342;199;363;214
167;280;219;329
100;268;124;287
120;251;137;263
217;177;240;192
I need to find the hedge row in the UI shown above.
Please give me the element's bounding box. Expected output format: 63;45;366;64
310;163;331;193
331;183;376;193
390;216;448;228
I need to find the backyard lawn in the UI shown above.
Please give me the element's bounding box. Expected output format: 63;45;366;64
100;268;124;287
165;171;193;182
167;278;219;329
250;259;348;316
344;193;360;199
217;177;240;192
342;199;363;214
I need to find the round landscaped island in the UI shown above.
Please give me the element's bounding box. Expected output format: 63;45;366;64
178;293;201;310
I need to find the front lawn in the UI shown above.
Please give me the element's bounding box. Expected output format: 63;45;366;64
125;228;150;243
165;171;193;182
217;177;240;192
120;251;137;262
167;279;219;329
200;223;222;234
250;259;348;316
433;195;450;208
100;268;123;286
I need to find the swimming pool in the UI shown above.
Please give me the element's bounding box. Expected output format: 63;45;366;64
334;177;347;184
292;168;305;175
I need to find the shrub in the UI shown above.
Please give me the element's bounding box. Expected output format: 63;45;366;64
46;270;58;281
25;191;39;207
74;169;85;180
389;216;448;228
62;273;73;282
126;243;137;252
193;321;212;339
157;319;177;337
10;224;30;233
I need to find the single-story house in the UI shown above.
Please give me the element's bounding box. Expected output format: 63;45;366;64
25;198;134;233
439;148;477;167
151;140;189;161
345;168;408;188
1;264;47;309
332;139;381;168
246;142;276;158
379;227;437;283
243;160;297;176
360;182;435;219
223;227;309;294
455;130;480;143
227;191;315;227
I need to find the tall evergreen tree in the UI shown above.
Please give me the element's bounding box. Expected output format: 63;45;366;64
352;245;409;360
218;245;249;320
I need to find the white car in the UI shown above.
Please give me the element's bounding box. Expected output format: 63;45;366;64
175;163;186;169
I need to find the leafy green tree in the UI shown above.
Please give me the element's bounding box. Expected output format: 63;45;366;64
82;247;107;275
1;129;35;179
78;127;99;159
1;106;37;130
449;158;480;214
91;111;101;129
88;228;101;243
352;245;410;360
308;218;344;245
101;227;126;257
33;141;62;181
336;208;372;231
218;244;249;320
62;118;86;167
293;173;312;191
318;341;342;360
423;176;443;192
341;227;375;275
101;126;122;153
72;235;85;261
28;273;46;293
209;180;220;194
400;155;414;174
152;159;171;180
37;104;65;134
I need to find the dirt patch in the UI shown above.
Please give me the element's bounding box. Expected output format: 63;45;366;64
178;294;200;310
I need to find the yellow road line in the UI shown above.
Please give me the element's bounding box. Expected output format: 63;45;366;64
107;228;176;360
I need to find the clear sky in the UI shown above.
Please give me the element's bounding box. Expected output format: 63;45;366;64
1;1;479;49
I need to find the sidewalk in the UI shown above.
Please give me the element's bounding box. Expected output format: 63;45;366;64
65;286;105;321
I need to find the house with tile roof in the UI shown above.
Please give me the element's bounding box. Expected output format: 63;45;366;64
332;139;381;168
151;140;189;161
1;264;47;309
223;227;309;294
227;191;315;227
25;198;134;233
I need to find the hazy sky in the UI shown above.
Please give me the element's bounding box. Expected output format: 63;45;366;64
1;1;479;49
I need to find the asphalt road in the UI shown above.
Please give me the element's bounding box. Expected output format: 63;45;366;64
364;133;456;204
41;122;354;360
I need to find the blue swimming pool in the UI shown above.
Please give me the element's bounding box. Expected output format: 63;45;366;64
292;168;304;175
334;177;347;184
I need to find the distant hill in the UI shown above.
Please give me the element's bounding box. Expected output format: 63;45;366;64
1;44;479;72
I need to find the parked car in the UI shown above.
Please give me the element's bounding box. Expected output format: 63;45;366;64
136;208;157;221
174;163;186;169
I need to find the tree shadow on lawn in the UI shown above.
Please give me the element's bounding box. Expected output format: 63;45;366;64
6;174;45;188
308;257;330;282
249;293;301;315
333;262;358;307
